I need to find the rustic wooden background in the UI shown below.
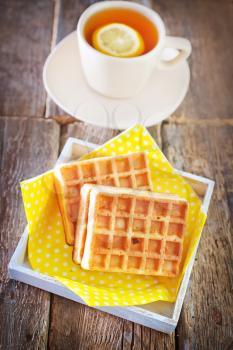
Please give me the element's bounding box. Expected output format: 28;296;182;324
0;0;232;349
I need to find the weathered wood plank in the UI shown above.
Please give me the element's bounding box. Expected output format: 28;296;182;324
0;1;54;117
152;0;233;121
48;297;124;350
122;323;175;350
49;122;175;349
47;0;96;117
0;117;60;350
60;122;162;151
60;121;118;150
162;124;233;350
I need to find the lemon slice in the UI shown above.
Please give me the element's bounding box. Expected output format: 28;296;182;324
92;23;145;58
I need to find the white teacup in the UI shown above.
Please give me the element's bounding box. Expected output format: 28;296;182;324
77;1;191;98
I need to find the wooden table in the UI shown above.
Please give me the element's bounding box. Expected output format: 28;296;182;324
0;1;232;349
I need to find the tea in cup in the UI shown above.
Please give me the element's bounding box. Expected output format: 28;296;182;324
77;1;191;98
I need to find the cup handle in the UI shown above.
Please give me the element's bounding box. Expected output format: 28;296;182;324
156;36;192;69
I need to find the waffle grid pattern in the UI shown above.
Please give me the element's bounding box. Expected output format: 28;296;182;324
58;152;151;223
86;193;188;276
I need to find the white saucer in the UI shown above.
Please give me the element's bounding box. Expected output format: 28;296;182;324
43;32;190;130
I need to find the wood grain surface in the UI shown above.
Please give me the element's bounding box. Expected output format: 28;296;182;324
0;118;60;349
162;124;233;350
0;0;232;349
0;1;54;117
46;0;94;118
152;0;233;121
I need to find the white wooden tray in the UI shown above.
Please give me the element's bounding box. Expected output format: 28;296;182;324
8;138;214;334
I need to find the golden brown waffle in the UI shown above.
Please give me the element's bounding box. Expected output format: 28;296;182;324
81;186;188;277
54;152;152;245
73;184;94;263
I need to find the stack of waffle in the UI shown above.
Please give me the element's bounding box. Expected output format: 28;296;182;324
55;153;188;277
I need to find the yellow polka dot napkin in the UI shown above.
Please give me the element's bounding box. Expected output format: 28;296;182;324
21;124;206;307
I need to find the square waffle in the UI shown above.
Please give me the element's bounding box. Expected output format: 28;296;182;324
54;152;152;245
81;186;188;277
